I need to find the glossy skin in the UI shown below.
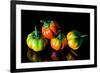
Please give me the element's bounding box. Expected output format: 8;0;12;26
42;21;59;39
67;30;83;50
50;34;67;51
26;32;47;52
51;38;61;51
42;27;53;39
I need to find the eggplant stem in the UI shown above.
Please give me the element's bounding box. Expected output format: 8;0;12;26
57;30;62;40
41;20;51;28
81;35;88;38
40;20;43;23
71;49;78;57
34;26;38;38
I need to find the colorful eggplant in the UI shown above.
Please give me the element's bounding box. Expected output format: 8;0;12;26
26;26;48;52
67;30;87;50
41;20;59;39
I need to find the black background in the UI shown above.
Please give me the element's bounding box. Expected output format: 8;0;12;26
21;10;90;62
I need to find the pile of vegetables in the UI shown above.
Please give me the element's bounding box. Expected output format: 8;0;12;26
26;20;87;62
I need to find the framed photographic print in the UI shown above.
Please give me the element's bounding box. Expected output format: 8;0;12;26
10;0;97;72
